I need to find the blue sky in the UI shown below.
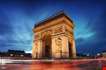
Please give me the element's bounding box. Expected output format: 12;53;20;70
0;0;106;55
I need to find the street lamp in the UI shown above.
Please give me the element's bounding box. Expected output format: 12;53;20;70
20;55;24;57
97;53;100;56
86;54;89;57
10;54;13;57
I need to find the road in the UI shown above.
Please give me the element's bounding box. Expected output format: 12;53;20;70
0;58;106;70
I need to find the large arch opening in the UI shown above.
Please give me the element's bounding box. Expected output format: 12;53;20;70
42;34;52;59
68;41;73;58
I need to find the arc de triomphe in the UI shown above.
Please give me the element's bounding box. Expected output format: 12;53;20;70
32;12;76;59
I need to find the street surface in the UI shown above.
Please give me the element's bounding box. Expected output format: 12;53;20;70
0;58;106;70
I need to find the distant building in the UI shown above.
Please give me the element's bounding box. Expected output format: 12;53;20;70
101;52;106;57
0;52;8;57
0;50;31;58
76;53;91;58
8;50;25;57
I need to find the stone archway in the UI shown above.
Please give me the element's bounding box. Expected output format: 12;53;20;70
32;12;76;59
42;34;52;59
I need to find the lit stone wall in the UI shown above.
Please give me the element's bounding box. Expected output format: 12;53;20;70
32;13;76;59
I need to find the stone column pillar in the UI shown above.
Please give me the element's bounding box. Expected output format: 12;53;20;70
51;35;69;59
51;36;56;58
37;39;43;58
72;40;76;58
51;36;62;58
61;35;69;58
32;41;36;58
32;39;42;59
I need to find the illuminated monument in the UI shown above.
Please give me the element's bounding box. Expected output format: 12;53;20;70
32;12;76;59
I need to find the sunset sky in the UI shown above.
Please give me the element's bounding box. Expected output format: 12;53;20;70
0;0;106;55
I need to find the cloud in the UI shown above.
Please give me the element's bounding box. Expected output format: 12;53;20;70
0;0;105;55
76;9;106;55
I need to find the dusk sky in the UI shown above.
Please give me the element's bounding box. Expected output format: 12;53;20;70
0;0;106;55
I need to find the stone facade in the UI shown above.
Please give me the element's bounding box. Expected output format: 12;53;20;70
32;12;76;59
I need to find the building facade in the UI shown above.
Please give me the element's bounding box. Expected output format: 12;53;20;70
32;12;76;59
